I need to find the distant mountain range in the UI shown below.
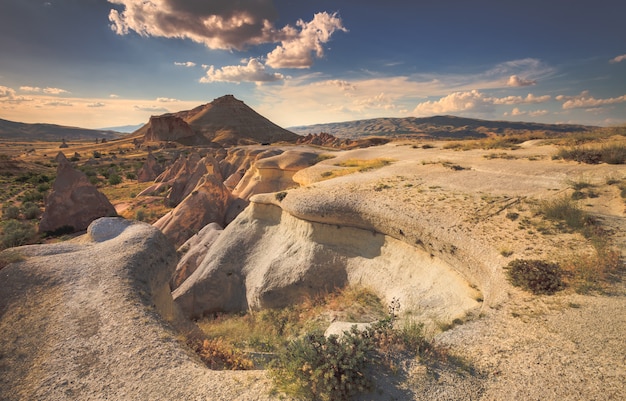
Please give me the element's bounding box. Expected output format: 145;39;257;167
288;115;594;139
2;108;596;144
0;118;122;141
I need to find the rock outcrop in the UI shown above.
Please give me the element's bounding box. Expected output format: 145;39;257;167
136;152;164;182
172;196;481;321
171;222;223;290
38;152;117;233
144;115;196;142
153;174;231;247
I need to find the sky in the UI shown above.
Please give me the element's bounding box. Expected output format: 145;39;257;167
1;0;625;130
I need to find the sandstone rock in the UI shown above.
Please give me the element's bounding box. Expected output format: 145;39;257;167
39;152;117;233
231;150;319;200
172;200;480;320
153;174;231;247
136;152;164;182
144;115;195;142
0;217;247;400
171;222;223;290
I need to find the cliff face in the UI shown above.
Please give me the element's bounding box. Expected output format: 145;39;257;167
144;115;196;142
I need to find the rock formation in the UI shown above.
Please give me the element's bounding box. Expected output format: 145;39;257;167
136;95;300;146
144;115;196;142
136;152;164;182
38;152;117;233
0;217;275;400
171;222;223;290
153;174;231;247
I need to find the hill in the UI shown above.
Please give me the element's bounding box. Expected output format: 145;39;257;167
134;95;300;146
0;118;122;141
288;115;594;139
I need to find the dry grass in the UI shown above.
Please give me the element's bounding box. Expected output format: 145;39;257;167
320;158;394;180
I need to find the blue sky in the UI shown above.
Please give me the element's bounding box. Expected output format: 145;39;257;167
1;0;625;129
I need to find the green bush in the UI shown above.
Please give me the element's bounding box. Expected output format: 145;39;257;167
270;327;375;401
538;196;585;230
22;202;41;220
1;220;36;249
2;205;20;220
505;259;564;295
108;174;122;185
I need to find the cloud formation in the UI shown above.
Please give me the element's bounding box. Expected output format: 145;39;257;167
265;12;347;69
108;1;345;68
507;107;548;117
557;91;626;109
174;61;196;67
507;75;537;87
87;102;106;108
156;97;180;102
43;87;69;95
0;86;33;104
610;54;626;63
412;90;551;115
133;105;169;113
201;59;284;83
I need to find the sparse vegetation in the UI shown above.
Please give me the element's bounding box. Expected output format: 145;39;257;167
505;259;564;295
0;249;25;270
320;158;394;180
555;143;626;164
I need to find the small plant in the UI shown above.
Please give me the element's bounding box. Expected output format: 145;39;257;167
190;338;253;370
2;205;20;220
1;220;36;249
275;191;287;201
108;173;122;185
21;202;41;220
505;259;564;295
537;196;585;231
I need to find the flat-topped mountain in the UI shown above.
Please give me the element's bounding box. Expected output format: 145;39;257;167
135;95;300;146
0;118;121;141
289;115;594;139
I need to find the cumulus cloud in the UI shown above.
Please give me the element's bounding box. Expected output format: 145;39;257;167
174;61;196;67
44;101;73;107
108;1;345;68
507;75;537;87
156;97;180;102
20;86;42;92
412;90;552;115
0;86;33;104
610;54;626;63
110;94;120;98
507;107;548;117
87;102;106;108
265;12;347;69
43;87;69;95
557;91;626;109
133;105;169;113
316;79;357;91
201;58;284;83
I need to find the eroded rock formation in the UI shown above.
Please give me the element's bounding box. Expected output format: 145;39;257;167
39;152;117;233
144;115;196;142
136;152;164;182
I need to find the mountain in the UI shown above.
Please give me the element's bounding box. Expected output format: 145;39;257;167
134;95;300;146
288;115;594;139
0;118;122;141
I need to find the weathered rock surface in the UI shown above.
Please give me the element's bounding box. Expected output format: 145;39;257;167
231;150;320;200
173;199;481;320
144;115;196;142
171;222;223;290
153;174;231;247
39;152;117;233
136;152;164;182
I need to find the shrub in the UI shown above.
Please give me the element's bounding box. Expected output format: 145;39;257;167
22;202;41;220
190;338;253;370
270;327;375;401
538;196;585;230
505;259;564;295
2;205;20;220
135;209;146;222
0;249;25;270
108;174;122;185
1;220;36;249
275;191;287;202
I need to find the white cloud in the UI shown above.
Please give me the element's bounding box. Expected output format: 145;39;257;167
507;75;537;87
43;87;69;95
507;107;548;117
133;105;169;113
109;94;120;98
610;54;626;63
44;101;73;107
87;102;106;108
174;61;196;67
0;86;17;99
201;59;284;84
265;12;347;69
20;86;42;92
108;2;345;69
0;86;33;104
413;90;552;116
156;97;180;102
558;91;626;109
